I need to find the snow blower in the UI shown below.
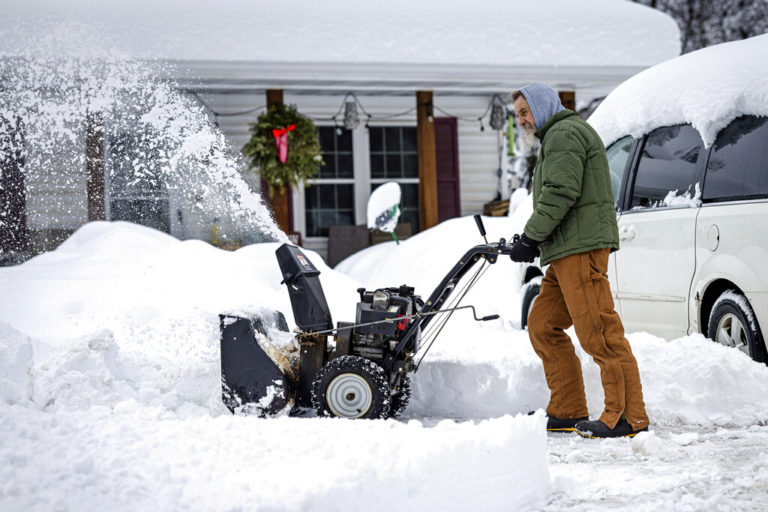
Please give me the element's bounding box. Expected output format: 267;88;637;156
220;215;515;419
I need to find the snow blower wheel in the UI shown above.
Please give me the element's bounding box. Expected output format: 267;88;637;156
312;355;391;419
388;375;411;419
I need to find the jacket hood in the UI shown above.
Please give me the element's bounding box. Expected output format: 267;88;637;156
520;83;565;131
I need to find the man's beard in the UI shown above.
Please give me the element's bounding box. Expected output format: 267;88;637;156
520;123;538;151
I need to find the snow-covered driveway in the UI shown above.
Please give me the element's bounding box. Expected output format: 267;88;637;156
2;221;767;511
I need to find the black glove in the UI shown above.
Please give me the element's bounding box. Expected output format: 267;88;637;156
509;233;540;263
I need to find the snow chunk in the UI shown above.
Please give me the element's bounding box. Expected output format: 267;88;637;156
661;183;701;208
631;431;662;457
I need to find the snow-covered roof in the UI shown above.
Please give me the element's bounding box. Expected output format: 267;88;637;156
2;0;679;67
590;33;768;148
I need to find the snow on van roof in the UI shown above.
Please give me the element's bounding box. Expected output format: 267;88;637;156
1;0;679;68
589;33;768;148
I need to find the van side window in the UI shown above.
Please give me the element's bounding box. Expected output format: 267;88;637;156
630;124;703;209
703;115;768;202
605;136;634;209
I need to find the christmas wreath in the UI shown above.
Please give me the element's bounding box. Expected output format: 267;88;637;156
242;103;324;196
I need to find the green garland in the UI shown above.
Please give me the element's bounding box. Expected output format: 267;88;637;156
242;103;324;197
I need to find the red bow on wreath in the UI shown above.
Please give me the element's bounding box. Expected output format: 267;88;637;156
272;124;296;164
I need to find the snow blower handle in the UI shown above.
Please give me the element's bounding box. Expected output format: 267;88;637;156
473;214;488;243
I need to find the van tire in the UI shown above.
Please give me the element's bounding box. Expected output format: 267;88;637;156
707;291;767;364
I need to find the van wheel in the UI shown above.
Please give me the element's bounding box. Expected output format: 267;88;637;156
707;291;767;364
521;281;541;330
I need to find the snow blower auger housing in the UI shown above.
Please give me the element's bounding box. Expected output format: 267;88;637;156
220;215;514;419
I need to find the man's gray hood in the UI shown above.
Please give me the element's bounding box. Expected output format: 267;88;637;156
520;83;565;130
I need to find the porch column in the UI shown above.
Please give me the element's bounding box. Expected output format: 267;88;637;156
416;91;438;230
86;111;105;221
264;89;293;235
558;90;576;112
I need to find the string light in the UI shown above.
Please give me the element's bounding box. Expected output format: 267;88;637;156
343;101;360;130
189;89;512;132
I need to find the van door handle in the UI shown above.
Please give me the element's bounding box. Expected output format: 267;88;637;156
619;225;636;241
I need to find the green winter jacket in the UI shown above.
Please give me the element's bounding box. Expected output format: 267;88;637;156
524;110;619;266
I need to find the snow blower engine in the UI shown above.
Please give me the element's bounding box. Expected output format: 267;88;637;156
219;215;515;419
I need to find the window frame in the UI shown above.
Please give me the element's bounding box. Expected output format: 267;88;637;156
298;125;358;238
620;124;708;214
700;114;768;204
293;121;418;244
605;135;640;213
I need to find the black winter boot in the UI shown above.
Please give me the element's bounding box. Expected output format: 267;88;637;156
574;417;648;438
529;411;589;432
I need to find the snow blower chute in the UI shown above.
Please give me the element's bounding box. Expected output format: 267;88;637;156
220;215;514;419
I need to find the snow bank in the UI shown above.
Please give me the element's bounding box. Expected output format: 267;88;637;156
1;0;679;67
0;221;551;511
3;219;768;510
629;333;768;427
590;33;768;147
0;408;550;512
0;221;359;413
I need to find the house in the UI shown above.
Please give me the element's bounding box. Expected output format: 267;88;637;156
0;0;680;263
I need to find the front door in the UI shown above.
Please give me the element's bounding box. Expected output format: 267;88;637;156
434;117;461;222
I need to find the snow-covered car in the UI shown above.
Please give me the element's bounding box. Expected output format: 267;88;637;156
518;34;768;363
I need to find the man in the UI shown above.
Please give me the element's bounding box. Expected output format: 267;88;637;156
509;83;650;439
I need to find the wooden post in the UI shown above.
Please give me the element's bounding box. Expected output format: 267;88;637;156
264;89;292;235
86;112;105;221
559;90;576;112
416;91;438;231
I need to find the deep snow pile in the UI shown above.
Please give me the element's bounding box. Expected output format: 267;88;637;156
0;406;549;511
2;220;768;510
590;33;768;147
0;221;552;511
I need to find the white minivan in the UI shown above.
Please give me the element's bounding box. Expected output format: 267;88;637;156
519;116;768;364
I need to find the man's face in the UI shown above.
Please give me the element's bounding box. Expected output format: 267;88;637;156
514;95;536;134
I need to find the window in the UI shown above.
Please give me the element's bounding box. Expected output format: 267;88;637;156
703;115;768;202
108;132;170;233
305;127;354;237
369;126;419;232
605;136;634;209
629;125;704;209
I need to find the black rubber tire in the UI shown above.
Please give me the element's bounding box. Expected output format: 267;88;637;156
311;355;391;419
707;292;767;364
521;282;541;330
388;375;411;419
